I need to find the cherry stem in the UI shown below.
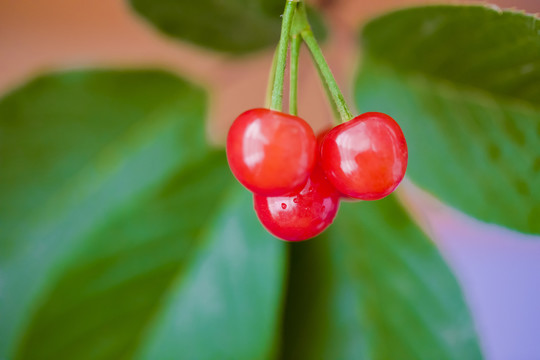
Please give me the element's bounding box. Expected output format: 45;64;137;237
289;34;301;116
294;3;353;123
270;0;298;112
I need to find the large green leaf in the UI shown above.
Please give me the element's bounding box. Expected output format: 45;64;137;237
128;0;326;54
281;196;483;359
355;6;540;235
0;70;285;359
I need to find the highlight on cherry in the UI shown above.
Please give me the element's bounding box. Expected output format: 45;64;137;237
225;0;408;241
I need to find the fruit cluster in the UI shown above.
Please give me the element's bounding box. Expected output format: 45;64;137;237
225;0;408;241
226;109;408;241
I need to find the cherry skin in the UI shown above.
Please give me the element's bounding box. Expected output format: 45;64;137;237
317;127;360;201
316;127;332;151
227;108;316;196
320;112;408;200
253;165;340;241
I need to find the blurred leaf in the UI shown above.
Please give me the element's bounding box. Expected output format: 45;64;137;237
128;0;327;54
0;70;285;359
355;6;540;235
281;196;482;359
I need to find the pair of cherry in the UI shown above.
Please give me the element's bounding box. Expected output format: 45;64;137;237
226;108;408;241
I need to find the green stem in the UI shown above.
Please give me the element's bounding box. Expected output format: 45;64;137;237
270;0;298;112
289;35;301;116
302;29;353;122
313;54;340;122
293;3;353;123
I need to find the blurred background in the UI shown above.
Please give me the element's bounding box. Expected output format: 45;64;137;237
1;0;540;359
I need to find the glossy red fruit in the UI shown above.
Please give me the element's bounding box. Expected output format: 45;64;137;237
320;112;408;200
227;108;316;196
254;166;340;241
317;127;360;201
316;127;332;152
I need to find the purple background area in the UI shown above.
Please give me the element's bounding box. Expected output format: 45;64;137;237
404;181;540;360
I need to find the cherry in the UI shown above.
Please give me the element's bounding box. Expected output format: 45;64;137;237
316;127;332;151
320;112;408;200
253;165;340;241
227;108;316;196
317;127;359;201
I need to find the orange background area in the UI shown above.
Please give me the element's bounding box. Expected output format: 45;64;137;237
1;0;538;142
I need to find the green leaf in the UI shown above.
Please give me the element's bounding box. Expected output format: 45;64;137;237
128;0;327;54
0;70;285;359
281;196;483;359
355;6;540;235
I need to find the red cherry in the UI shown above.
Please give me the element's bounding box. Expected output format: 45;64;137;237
253;166;340;241
227;108;316;196
320;112;408;200
316;127;332;152
317;127;360;201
